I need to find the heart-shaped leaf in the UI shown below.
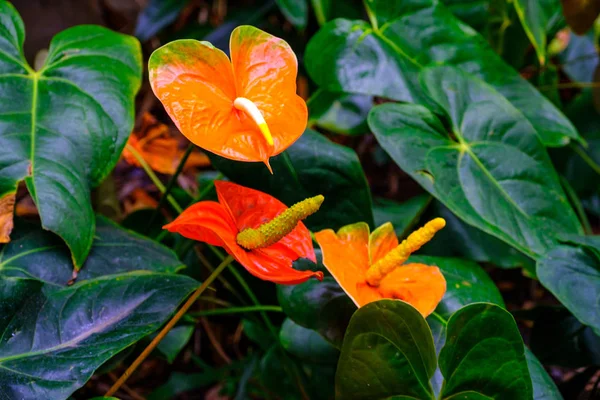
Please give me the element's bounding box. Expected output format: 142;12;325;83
211;128;374;231
305;0;580;146
369;66;582;259
439;303;533;400
0;216;184;285
537;236;600;335
0;272;197;399
0;1;142;267
336;300;437;400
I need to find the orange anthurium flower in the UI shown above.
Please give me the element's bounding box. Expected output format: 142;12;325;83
164;181;324;284
315;219;447;316
148;25;307;171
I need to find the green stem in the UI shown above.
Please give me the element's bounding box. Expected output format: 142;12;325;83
188;305;283;317
560;175;593;234
192;172;224;203
125;143;182;213
146;143;195;232
571;143;600;176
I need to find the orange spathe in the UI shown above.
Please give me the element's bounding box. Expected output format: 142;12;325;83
315;221;446;317
149;26;307;169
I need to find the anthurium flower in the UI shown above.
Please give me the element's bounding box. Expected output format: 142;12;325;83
149;25;307;171
164;181;324;284
315;219;447;316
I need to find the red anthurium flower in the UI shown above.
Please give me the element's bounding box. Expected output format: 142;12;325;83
149;25;307;171
164;181;324;284
315;219;447;316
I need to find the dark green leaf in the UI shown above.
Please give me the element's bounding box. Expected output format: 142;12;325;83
211;128;374;231
148;369;228;400
308;90;372;135
279;318;339;364
277;250;356;348
537;239;600;335
305;0;580;146
369;66;582;259
243;318;274;351
0;216;184;285
441;0;490;31
0;1;142;266
372;194;431;238
276;0;308;28
135;0;189;41
0;272;197;399
439;303;533;400
336;300;436;400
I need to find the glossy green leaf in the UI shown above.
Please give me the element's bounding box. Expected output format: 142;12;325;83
441;0;490;31
369;66;582;259
513;0;564;65
211;128;374;231
305;0;580;146
276;0;308;28
0;216;184;285
0;272;197;399
372;194;431;238
0;1;142;266
537;238;600;335
308;90;372;136
336;300;437;400
439;303;533;400
279;318;339;364
135;0;189;41
277;250;356;348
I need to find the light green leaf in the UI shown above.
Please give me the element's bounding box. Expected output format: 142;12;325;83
0;1;142;266
279;318;339;364
369;66;581;259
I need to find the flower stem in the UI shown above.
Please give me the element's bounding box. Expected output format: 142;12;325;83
125;143;182;213
188;305;282;317
105;255;234;397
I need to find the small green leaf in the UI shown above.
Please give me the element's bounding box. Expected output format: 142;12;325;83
369;66;582;259
537;237;600;335
276;0;309;28
277;250;356;348
513;0;564;65
156;325;194;364
0;1;142;266
440;303;533;400
336;300;436;400
279;318;339;364
211;129;374;231
526;349;564;400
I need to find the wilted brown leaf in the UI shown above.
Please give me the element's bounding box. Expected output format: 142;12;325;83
122;112;210;175
0;193;16;243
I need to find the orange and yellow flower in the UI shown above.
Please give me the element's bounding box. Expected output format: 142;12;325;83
315;219;447;316
149;26;307;171
164;181;323;284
